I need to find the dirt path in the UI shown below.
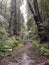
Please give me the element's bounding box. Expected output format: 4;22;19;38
0;42;49;65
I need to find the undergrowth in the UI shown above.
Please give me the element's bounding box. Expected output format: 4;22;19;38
33;39;49;56
0;27;24;57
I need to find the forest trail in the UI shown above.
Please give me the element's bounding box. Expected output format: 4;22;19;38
0;42;49;65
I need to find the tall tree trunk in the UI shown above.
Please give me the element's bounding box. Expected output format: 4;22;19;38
27;0;47;43
4;0;7;18
9;0;19;36
0;0;3;14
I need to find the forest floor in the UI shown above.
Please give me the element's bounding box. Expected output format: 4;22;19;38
0;42;49;65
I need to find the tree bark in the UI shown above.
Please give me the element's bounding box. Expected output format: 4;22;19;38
27;0;47;43
0;0;3;14
9;0;19;36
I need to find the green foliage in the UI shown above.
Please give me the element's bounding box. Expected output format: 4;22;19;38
40;42;49;55
27;17;38;40
0;27;8;40
0;27;19;57
40;47;49;55
37;42;49;56
32;39;49;56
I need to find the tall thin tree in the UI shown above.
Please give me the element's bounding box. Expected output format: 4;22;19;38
9;0;19;36
0;0;3;14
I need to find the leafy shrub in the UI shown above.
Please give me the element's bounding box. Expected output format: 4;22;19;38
32;40;49;56
37;42;49;56
0;28;18;57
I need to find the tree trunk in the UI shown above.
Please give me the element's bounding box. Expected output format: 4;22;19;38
9;0;19;36
27;0;47;43
0;0;3;14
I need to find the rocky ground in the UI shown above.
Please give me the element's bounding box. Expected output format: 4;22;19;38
0;42;49;65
